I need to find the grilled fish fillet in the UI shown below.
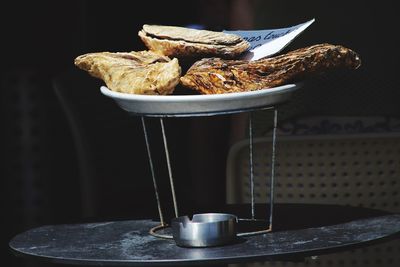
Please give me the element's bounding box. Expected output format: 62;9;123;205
74;50;181;95
139;25;250;59
180;44;361;94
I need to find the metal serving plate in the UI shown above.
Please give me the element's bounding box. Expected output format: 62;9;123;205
100;83;301;117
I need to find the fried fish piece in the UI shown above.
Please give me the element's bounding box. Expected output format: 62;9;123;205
180;44;361;94
74;50;181;95
139;25;250;59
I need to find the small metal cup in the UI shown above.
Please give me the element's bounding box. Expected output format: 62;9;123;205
171;213;238;247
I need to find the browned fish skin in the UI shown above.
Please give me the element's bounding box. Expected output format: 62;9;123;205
74;50;181;95
180;44;361;94
139;25;250;59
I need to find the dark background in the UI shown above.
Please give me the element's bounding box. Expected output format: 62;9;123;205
1;1;399;266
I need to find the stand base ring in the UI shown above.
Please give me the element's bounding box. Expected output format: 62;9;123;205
149;218;272;240
149;224;173;239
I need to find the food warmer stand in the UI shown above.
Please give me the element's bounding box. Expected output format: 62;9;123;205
9;83;400;266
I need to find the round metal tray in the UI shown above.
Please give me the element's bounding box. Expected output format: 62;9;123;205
100;83;301;117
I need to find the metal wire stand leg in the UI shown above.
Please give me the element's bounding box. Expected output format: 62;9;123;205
268;108;278;231
237;108;278;237
142;117;172;239
160;118;179;218
142;117;164;225
249;112;255;220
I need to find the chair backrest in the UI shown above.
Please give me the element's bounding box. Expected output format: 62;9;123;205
226;132;400;267
227;133;400;212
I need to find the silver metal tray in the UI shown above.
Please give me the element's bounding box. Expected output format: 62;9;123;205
100;83;301;117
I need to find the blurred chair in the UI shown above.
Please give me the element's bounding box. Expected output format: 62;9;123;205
227;116;400;267
53;69;156;219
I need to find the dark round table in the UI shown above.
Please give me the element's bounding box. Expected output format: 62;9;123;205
9;204;400;266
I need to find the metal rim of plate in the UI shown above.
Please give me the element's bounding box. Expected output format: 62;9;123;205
100;83;301;117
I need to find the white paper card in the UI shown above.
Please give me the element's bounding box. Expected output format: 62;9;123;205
224;19;315;61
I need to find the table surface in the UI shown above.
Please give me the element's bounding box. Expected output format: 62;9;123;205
9;204;400;266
